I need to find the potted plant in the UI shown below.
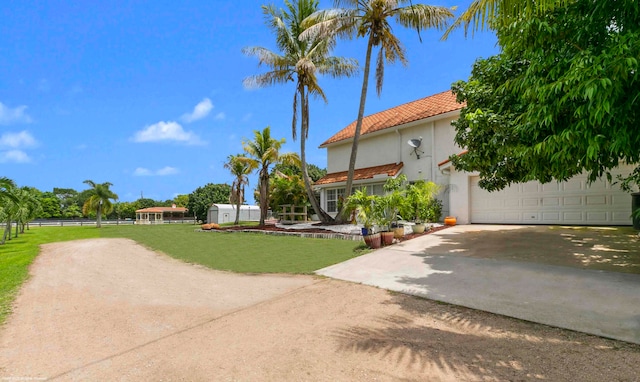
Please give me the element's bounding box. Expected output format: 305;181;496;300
347;188;380;248
372;195;394;246
403;180;441;234
382;175;408;239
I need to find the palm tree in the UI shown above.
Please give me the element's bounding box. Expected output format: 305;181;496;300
82;180;118;228
240;126;300;226
13;187;41;236
0;177;17;206
0;178;18;244
243;0;358;223
302;0;454;222
224;154;252;225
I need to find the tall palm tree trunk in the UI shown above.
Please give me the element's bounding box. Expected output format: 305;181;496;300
259;171;269;226
234;184;242;225
338;34;375;223
300;87;334;223
97;204;102;228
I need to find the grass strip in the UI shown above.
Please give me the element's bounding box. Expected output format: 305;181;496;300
100;224;365;274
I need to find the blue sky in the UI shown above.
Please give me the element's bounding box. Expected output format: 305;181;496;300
0;0;498;202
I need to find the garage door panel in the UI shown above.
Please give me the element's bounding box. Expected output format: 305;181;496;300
542;197;560;206
563;196;582;206
470;166;634;225
586;195;607;205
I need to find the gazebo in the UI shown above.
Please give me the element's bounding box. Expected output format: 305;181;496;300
135;205;188;224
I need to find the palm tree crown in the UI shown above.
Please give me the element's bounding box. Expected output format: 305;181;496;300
224;154;252;225
243;0;358;223
240;126;299;226
82;180;118;228
302;0;453;222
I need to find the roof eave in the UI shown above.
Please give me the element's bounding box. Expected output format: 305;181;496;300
319;109;461;149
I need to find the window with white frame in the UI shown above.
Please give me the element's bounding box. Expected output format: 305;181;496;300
326;188;345;213
326;183;385;213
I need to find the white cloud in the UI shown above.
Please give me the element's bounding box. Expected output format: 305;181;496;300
0;102;32;125
215;112;226;120
132;121;203;144
133;166;179;176
181;98;213;123
0;131;37;148
241;113;252;122
0;150;31;163
133;167;152;176
156;166;178;176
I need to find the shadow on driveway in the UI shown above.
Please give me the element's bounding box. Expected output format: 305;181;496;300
414;225;640;274
317;225;640;344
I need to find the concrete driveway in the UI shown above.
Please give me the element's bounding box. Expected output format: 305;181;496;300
317;225;640;344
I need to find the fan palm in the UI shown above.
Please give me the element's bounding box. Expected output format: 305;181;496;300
224;154;252;225
302;0;453;222
240;126;300;226
243;0;358;223
82;180;118;228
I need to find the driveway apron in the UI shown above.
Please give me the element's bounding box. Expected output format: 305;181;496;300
316;225;640;344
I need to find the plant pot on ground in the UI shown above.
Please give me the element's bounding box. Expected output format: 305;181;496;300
380;231;394;245
411;223;426;234
363;232;382;249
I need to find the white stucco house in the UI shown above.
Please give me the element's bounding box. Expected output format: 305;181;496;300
314;90;634;225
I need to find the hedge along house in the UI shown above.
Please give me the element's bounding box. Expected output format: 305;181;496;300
315;91;634;225
207;204;260;225
135;205;189;224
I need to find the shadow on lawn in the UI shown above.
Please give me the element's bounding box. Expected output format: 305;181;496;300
333;293;640;381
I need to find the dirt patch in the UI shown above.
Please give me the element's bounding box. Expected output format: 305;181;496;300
1;238;639;381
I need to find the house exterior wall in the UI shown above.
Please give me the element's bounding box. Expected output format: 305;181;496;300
320;112;462;220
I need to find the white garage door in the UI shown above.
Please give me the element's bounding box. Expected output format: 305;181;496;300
470;170;633;225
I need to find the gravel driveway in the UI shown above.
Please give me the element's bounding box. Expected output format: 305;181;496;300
1;238;638;381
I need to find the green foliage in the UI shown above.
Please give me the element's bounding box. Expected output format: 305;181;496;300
452;0;640;191
272;162;327;182
173;194;189;208
100;224;363;274
402;180;442;223
269;174;309;213
186;183;231;222
241;126;299;225
346;188;376;228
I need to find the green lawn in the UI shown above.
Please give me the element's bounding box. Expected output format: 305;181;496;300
100;224;364;273
0;224;364;325
0;226;100;324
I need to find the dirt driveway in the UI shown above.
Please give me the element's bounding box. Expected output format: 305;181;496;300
1;238;639;381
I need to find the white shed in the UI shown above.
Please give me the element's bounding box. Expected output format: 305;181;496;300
207;204;261;224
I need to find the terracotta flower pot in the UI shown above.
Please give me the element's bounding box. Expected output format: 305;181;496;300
444;216;457;226
381;231;394;246
363;233;382;249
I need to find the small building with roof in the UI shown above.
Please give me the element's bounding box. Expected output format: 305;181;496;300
135;205;189;224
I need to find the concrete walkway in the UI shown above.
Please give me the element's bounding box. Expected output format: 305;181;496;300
316;225;640;344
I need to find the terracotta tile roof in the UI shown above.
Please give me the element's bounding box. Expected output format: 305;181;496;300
437;150;469;167
135;207;188;213
320;90;463;147
314;162;403;186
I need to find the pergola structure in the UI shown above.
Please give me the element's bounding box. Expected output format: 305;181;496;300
135;206;188;224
